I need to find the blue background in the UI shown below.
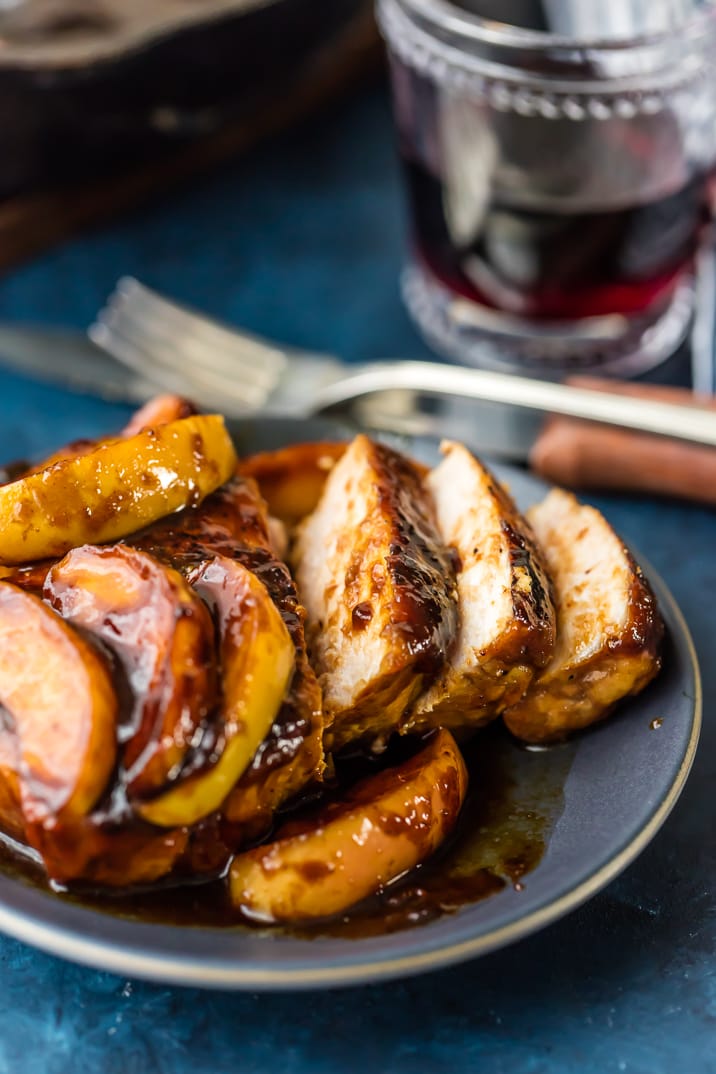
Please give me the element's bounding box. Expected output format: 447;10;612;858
0;84;713;1073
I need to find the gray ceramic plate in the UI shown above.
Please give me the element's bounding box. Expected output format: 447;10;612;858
0;418;701;990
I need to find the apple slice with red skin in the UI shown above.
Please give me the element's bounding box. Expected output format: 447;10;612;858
0;583;117;828
45;544;217;799
239;442;347;527
230;728;468;923
137;555;296;828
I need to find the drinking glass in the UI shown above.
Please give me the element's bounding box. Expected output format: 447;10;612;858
378;0;716;374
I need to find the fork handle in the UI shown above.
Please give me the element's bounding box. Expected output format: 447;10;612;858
312;361;716;448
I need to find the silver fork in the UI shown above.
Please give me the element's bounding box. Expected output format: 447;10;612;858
89;278;355;418
89;277;716;448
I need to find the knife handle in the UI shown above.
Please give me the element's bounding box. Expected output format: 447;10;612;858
530;378;716;507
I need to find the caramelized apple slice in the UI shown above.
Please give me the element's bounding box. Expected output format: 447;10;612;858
230;728;467;923
0;561;56;595
28;814;191;887
0;738;193;886
133;475;326;840
240;442;347;527
45;545;217;798
137;556;295;828
0;414;237;564
0;726;192;888
24;395;198;475
0;583;117;825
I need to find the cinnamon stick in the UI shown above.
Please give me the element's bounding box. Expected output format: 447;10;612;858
529;377;716;505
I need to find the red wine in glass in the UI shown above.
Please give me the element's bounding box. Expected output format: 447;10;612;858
401;156;712;323
381;0;716;371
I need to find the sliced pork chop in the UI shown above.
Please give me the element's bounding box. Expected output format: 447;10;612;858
503;488;663;743
293;435;458;752
406;441;555;734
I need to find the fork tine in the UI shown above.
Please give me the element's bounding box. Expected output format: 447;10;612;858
114;278;288;381
89;321;226;407
98;283;282;396
98;297;263;390
112;284;274;376
89;320;257;412
91;276;337;417
96;302;274;403
93;277;283;405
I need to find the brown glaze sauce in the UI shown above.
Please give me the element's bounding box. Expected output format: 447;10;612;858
351;601;374;630
0;725;574;938
617;557;665;660
370;440;458;676
490;474;556;668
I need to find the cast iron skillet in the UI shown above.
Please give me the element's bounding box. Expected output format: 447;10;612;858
0;0;369;196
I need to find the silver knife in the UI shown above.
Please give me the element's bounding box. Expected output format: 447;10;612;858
0;323;541;461
0;324;161;405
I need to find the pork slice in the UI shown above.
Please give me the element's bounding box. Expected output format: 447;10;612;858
407;441;555;733
503;488;663;743
293;434;458;751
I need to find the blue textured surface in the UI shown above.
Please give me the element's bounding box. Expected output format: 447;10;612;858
0;85;713;1073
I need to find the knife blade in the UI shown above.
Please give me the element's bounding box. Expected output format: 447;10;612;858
350;391;540;462
0;323;541;461
0;324;161;404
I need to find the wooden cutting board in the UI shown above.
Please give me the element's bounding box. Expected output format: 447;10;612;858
0;5;379;272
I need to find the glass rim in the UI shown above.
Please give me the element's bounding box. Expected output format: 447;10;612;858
389;0;716;52
378;0;716;94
